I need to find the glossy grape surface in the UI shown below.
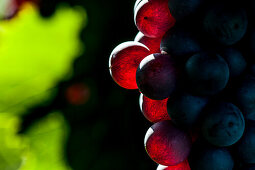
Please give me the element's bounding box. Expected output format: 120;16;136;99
145;121;192;166
135;31;161;53
134;0;175;38
139;93;170;123
202;102;245;147
136;53;179;100
109;41;150;89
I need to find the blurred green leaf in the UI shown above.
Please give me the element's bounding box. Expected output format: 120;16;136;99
0;113;25;170
20;112;71;170
0;3;87;170
0;112;71;170
0;3;86;114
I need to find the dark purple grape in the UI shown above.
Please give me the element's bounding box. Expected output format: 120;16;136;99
202;102;245;147
167;93;208;128
136;53;179;100
219;48;247;78
203;4;248;46
185;52;229;95
236;76;255;120
160;25;201;59
236;120;255;164
189;143;234;170
168;0;202;21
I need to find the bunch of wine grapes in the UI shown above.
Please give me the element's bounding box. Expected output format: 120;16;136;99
109;0;255;169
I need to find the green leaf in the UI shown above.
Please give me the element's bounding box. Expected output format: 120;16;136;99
20;112;71;170
0;113;25;170
0;3;86;114
0;3;87;170
0;112;71;170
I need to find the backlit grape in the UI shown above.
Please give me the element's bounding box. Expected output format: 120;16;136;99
135;31;161;53
139;93;170;123
109;41;150;89
134;0;175;38
144;121;192;166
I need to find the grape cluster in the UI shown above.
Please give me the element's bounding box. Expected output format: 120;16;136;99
109;0;255;169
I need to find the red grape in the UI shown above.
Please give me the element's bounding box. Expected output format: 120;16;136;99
144;121;192;166
109;41;150;89
139;93;170;123
134;31;161;53
134;0;175;38
157;160;191;170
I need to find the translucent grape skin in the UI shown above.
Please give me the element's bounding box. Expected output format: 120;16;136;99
109;41;150;89
189;144;234;170
167;93;208;128
203;4;248;46
201;102;245;147
135;32;161;54
134;0;175;38
157;160;191;170
136;53;179;100
139;93;170;123
144;121;192;166
185;52;229;96
235;120;255;164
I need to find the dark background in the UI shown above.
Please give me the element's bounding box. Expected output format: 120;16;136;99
19;0;156;169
